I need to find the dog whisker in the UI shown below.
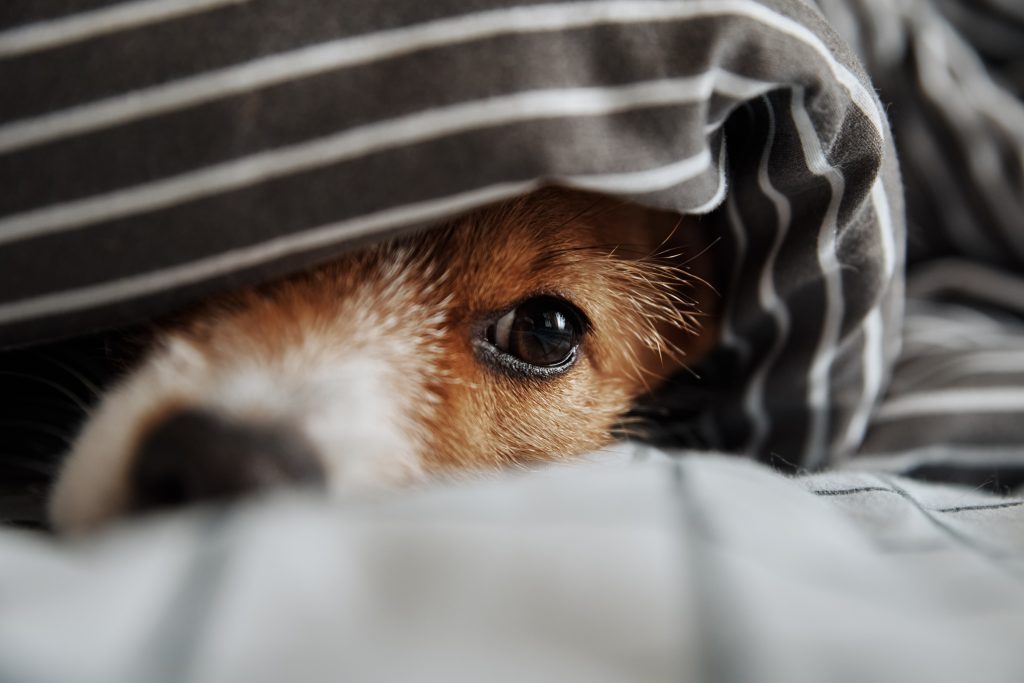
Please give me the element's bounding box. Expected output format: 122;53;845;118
0;371;93;413
34;352;105;400
0;419;76;446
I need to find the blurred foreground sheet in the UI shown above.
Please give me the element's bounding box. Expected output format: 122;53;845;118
1;452;1022;683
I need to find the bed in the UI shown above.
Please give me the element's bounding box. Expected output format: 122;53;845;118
1;0;1022;680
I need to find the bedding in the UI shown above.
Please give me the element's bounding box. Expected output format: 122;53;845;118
0;452;1022;683
2;0;1024;680
0;0;904;466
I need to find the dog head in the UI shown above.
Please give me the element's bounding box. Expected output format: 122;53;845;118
49;188;717;533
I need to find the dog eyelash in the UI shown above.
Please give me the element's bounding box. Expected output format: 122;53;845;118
476;295;588;379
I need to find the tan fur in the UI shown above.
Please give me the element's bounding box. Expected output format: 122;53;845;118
49;187;717;531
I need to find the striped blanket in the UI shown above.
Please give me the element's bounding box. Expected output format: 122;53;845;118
2;0;902;470
3;0;1023;490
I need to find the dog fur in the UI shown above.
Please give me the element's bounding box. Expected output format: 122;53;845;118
49;188;717;533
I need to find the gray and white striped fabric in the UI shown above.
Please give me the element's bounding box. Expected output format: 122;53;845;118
811;0;1024;484
0;0;904;469
816;0;1024;269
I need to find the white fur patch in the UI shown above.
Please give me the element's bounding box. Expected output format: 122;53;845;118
50;265;440;533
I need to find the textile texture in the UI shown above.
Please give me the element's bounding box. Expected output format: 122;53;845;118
0;0;904;471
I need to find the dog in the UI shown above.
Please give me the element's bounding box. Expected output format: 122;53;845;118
48;187;718;533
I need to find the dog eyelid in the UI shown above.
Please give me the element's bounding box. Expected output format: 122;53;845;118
491;309;515;349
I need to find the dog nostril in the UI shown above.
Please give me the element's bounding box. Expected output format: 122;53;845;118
130;409;324;513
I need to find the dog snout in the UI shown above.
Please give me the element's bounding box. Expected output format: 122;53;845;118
130;409;325;512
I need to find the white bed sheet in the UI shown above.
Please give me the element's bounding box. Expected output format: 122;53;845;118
0;449;1022;683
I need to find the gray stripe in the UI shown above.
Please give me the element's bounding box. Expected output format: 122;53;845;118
0;0;885;154
0;153;720;324
788;88;846;466
0;74;766;246
741;96;792;454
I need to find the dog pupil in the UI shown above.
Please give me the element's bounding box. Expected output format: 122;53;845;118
509;300;577;366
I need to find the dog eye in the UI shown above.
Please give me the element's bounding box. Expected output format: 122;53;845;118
485;296;585;370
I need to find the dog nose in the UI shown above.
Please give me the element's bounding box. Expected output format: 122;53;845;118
130;409;324;512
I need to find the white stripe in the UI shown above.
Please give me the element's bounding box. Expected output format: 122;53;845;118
875;179;903;346
906;118;1002;262
871;180;896;282
0;156;713;325
896;351;1024;392
0;182;534;326
0;72;772;247
936;12;1024;171
688;136;729;214
902;332;1022;353
903;314;1021;351
876;388;1024;422
915;20;1024;258
568;139;724;201
862;0;908;66
904;316;1010;337
0;0;884;154
839;179;901;455
815;0;861;56
840;309;884;455
938;352;1024;376
905;307;1012;335
566;148;712;194
742;97;791;454
847;446;1024;474
789;89;846;467
0;0;246;58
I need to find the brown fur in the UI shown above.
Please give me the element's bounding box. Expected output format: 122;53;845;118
169;187;717;474
49;187;718;532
